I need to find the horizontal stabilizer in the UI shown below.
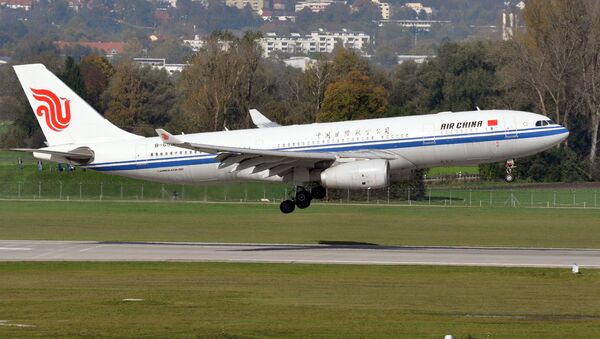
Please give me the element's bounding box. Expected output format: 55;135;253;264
12;147;94;162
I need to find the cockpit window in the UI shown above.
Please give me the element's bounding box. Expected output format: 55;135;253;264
536;120;553;127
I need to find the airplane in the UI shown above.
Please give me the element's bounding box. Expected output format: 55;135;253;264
11;64;569;213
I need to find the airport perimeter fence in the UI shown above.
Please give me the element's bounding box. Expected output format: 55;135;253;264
0;181;599;209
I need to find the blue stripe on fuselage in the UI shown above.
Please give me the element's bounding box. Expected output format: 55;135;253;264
88;127;568;172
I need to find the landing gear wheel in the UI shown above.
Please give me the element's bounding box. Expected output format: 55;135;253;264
295;190;311;209
504;159;516;183
311;185;326;200
280;200;296;214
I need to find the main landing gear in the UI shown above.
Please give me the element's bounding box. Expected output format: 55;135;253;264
504;159;516;182
279;185;326;214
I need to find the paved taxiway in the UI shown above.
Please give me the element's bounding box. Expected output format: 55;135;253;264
1;240;599;267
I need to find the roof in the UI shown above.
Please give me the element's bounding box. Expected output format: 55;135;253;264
55;41;128;55
0;0;33;6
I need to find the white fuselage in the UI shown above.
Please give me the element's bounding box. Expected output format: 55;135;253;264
51;110;567;185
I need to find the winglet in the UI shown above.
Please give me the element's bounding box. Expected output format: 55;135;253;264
249;109;281;128
155;129;184;144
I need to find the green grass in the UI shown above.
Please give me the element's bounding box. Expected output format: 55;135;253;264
1;201;599;248
428;166;479;176
1;151;599;207
0;262;599;338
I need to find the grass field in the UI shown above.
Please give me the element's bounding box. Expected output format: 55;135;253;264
1;200;599;248
1;151;599;207
428;166;479;176
0;262;599;338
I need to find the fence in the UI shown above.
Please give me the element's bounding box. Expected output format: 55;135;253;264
0;181;598;208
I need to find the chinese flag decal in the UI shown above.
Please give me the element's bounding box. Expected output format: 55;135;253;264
487;119;498;126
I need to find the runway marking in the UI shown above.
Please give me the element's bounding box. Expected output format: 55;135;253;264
0;320;36;328
78;245;103;252
0;247;31;251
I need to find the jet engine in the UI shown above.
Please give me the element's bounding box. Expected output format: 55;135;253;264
320;159;390;189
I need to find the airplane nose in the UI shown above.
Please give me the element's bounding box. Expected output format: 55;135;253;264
561;126;570;140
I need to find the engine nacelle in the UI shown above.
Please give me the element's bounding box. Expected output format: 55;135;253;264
320;159;390;189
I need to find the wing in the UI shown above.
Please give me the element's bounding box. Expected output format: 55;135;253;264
156;129;337;178
249;109;281;128
155;129;403;179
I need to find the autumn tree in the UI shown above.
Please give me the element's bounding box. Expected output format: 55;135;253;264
302;54;333;118
577;0;600;176
79;55;115;113
178;31;263;132
317;70;388;122
105;63;178;135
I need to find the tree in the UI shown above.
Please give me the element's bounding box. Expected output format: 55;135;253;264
79;55;115;113
178;32;263;132
104;63;178;135
317;70;388;122
60;56;87;99
302;54;332;118
577;1;600;177
513;0;585;129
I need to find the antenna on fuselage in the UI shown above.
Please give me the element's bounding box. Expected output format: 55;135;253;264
476;106;481;111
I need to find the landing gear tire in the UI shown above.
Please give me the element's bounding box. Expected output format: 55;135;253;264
280;200;296;214
311;185;326;200
295;190;311;209
504;159;516;183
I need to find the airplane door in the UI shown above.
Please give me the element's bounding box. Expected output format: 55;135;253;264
135;144;148;167
504;117;519;139
422;123;436;145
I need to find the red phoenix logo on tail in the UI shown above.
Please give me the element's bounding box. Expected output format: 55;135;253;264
30;88;72;132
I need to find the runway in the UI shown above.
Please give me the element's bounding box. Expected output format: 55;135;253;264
1;240;599;268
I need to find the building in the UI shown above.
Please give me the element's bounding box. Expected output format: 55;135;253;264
371;0;390;20
283;56;316;71
404;2;433;16
260;10;296;22
183;35;205;52
55;41;128;58
133;58;187;75
259;29;370;57
294;0;347;13
225;0;264;13
502;10;518;41
0;0;33;10
377;19;451;32
397;55;431;64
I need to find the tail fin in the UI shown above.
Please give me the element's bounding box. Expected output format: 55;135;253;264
13;64;140;146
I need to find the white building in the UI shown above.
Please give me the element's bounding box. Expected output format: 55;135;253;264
404;2;433;16
371;0;390;20
378;19;451;32
283;56;316;71
294;0;347;13
133;58;187;75
0;0;32;10
183;35;205;52
397;55;431;64
259;29;370;57
226;0;264;13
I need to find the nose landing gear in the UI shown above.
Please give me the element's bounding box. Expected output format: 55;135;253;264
279;185;326;213
505;159;516;182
